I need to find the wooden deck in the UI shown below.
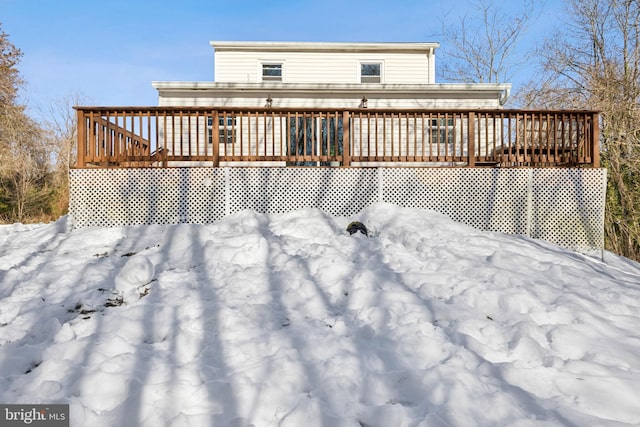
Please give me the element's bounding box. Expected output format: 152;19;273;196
75;107;600;168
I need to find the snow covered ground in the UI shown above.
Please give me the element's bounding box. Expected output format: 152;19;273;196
1;203;640;427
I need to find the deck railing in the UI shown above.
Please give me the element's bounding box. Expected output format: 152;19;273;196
75;107;600;168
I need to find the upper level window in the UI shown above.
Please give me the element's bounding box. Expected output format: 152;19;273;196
262;63;283;81
361;63;381;83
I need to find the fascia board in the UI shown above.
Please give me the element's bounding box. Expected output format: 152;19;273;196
209;41;440;53
152;81;510;96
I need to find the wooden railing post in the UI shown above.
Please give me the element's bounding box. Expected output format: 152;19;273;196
468;112;476;167
211;110;220;167
76;108;86;168
592;112;600;168
342;110;351;167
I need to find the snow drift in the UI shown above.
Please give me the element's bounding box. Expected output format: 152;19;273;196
1;203;639;426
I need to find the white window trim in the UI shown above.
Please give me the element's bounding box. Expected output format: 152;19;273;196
359;61;384;84
260;61;284;82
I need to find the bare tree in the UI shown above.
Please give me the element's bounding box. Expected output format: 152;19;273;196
38;93;90;216
0;23;22;109
438;0;539;85
522;0;640;260
0;22;55;222
0;105;51;222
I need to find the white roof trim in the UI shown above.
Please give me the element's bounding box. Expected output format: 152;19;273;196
209;41;440;53
152;81;509;92
152;81;510;98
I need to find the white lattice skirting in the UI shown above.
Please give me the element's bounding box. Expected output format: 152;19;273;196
69;167;607;253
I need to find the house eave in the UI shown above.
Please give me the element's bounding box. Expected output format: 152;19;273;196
152;81;511;98
209;41;440;53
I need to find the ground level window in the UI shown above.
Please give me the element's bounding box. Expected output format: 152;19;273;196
361;63;381;83
208;116;235;144
428;117;454;145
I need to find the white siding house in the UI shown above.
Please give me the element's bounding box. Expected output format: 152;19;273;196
151;41;511;166
212;41;435;85
152;41;511;109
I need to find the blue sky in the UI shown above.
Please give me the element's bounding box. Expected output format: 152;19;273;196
1;0;561;114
